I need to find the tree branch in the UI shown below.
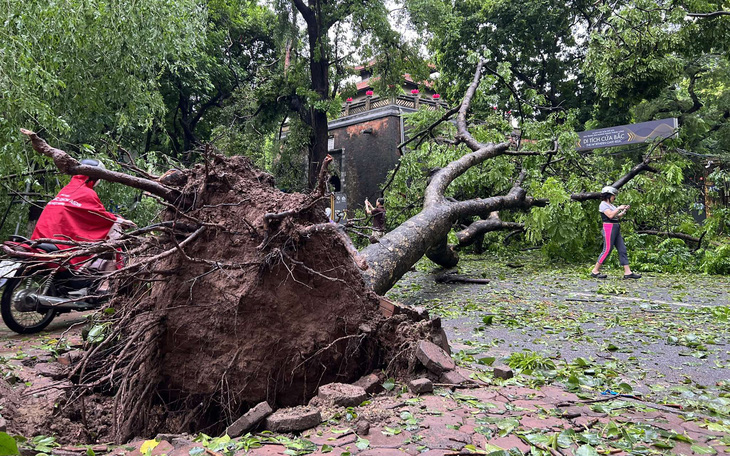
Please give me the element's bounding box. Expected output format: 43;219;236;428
686;11;730;18
312;154;333;198
20;129;181;204
425;59;510;206
570;159;657;202
456;212;525;246
636;230;715;249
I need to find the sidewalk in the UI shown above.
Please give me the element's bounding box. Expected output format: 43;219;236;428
104;369;727;456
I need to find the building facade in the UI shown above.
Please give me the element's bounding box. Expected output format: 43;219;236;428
327;82;447;219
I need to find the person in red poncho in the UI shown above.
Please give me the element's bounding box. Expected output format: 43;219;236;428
31;159;136;284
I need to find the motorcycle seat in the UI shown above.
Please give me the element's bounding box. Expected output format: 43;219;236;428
35;243;60;252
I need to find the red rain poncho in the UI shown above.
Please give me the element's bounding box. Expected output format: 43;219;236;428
31;175;118;266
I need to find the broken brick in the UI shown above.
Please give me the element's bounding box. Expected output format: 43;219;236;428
318;383;367;407
492;365;514;380
265;407;321;432
353;373;383;394
415;340;455;375
56;350;83;366
408;378;433;394
440;370;467;385
226;401;273;437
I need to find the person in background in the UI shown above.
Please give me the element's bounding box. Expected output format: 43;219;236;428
591;186;641;279
365;197;386;242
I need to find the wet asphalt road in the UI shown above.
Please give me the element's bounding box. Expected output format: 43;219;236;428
387;255;730;403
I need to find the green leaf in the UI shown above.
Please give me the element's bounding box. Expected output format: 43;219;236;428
670;433;693;443
557;430;575;448
575;444;600;456
355;438;369;451
616;382;632;393
86;324;109;344
382;378;396;391
0;433;19;456
653;441;674;449
690;444;716;454
521;433;550;445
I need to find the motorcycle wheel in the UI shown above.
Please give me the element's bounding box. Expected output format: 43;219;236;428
1;267;57;334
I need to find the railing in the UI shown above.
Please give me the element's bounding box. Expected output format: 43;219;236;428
339;95;448;118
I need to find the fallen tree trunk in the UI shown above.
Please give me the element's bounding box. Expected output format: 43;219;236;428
14;57;667;443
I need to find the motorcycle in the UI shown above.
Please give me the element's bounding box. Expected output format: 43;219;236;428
0;235;108;334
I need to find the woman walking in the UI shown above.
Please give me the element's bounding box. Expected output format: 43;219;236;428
591;186;641;279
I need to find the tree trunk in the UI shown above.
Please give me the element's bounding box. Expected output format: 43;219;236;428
293;0;331;189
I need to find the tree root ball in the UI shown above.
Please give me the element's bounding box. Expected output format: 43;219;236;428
61;154;444;442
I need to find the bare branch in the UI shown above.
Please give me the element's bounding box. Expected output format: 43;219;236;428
636;230;719;249
686;11;730;18
20;129;181;204
455;59;490;152
312;154;334;198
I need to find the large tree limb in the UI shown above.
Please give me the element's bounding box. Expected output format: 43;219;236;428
424;142;510;206
456;212;525;246
570;159;657;202
425;59;511;206
20;129;181;204
454;59;497;153
380;106;461;197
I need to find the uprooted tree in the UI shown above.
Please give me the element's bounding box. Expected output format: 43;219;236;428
14;59;660;442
